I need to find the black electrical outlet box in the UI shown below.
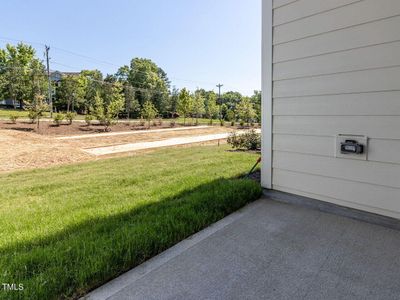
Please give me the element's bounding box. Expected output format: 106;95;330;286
340;140;364;154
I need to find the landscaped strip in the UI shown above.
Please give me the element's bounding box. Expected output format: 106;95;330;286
0;145;261;300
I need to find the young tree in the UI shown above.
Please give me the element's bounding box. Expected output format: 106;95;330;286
168;86;179;117
205;92;218;125
192;91;205;125
236;97;256;126
24;66;49;132
91;83;124;131
141;100;158;128
177;88;193;125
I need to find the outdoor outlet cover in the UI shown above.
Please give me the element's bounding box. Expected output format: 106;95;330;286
335;134;368;161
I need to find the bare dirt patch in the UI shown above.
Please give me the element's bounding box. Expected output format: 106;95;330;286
0;126;237;173
0;130;94;173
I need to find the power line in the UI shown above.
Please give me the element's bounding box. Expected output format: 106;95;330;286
0;36;241;92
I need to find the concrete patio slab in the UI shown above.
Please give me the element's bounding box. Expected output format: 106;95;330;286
84;198;400;300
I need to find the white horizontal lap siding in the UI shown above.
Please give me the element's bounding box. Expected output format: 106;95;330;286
268;0;400;218
273;116;400;139
274;0;400;45
273;0;298;9
273;135;400;165
273;42;400;81
273;16;400;63
273;92;400;116
273;0;361;26
273;66;400;98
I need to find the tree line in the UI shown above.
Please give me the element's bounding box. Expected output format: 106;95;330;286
0;43;261;125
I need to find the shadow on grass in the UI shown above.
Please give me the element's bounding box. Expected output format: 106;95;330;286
0;177;261;300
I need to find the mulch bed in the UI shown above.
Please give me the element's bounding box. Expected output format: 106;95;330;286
0;120;198;136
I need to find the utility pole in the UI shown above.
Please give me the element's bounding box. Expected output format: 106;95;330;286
216;83;223;121
45;45;53;117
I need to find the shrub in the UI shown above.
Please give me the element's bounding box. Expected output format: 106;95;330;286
227;129;261;151
9;114;18;124
27;110;37;123
85;114;93;126
239;120;245;127
139;119;145;126
170;120;176;127
220;119;225;127
65;112;76;125
53;113;64;126
230;121;235;127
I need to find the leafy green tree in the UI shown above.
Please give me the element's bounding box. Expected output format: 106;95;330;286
91;83;124;131
226;109;235;122
121;58;170;112
192;91;205;125
55;74;86;112
205;92;218;125
167;86;179;117
141;100;158;128
81;69;103;112
0;43;47;109
250;90;261;122
24;67;49;131
177;88;193;125
123;84;140;119
236;97;256;125
222;91;243;112
115;67;140;119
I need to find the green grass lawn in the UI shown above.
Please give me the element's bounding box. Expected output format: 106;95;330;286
0;108;31;118
0;145;261;300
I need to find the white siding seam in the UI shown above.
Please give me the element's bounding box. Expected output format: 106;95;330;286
273;0;363;27
273;0;299;10
272;167;400;190
273;64;400;82
272;149;400;166
272;133;400;142
273;90;400;99
271;131;400;141
274;39;400;65
273;13;400;46
273;89;400;99
272;184;400;216
273;114;400;117
274;40;400;64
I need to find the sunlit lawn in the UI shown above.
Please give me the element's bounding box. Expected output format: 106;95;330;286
0;145;261;299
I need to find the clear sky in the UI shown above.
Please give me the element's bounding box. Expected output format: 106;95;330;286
1;0;261;96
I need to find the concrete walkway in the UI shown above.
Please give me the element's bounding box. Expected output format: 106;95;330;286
55;126;210;140
83;133;228;156
84;198;400;300
83;129;260;156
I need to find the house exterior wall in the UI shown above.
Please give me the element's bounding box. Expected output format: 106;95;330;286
262;0;400;219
